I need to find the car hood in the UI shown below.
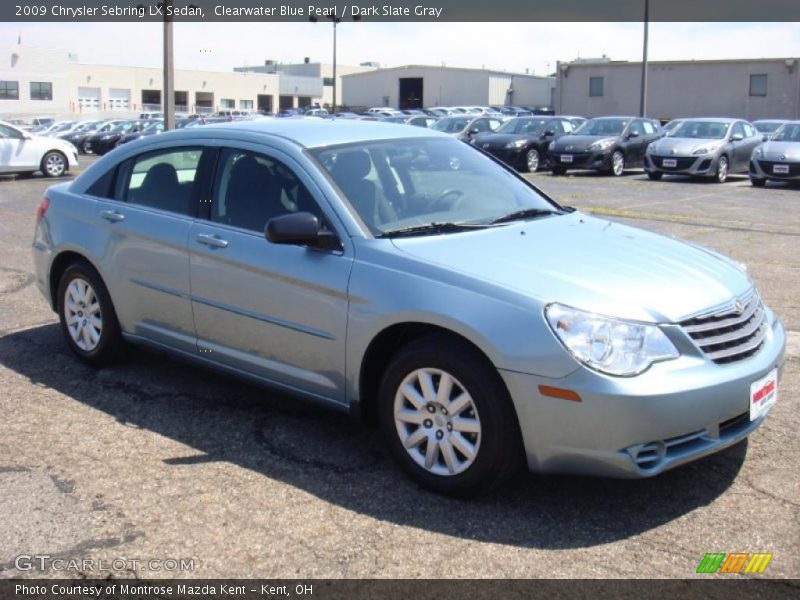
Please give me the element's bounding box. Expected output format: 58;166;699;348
759;140;800;161
390;212;751;323
649;137;723;156
473;133;534;147
552;135;616;152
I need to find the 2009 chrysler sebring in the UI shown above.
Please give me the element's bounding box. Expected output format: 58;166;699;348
33;119;785;496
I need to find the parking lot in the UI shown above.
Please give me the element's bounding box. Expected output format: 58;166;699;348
0;158;798;578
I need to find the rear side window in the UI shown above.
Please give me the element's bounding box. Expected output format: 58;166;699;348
211;148;322;232
85;168;115;199
123;148;202;215
743;123;757;137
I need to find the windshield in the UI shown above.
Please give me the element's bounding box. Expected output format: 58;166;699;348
754;121;784;134
573;118;628;136
431;117;471;133
672;120;730;139
143;121;164;133
111;122;135;134
311;137;559;236
772;123;800;142
496;118;549;135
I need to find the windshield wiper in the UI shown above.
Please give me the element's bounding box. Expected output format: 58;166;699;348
490;208;559;225
377;222;489;238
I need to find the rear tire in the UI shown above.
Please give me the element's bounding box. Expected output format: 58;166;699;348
647;171;663;180
378;334;523;497
57;261;126;367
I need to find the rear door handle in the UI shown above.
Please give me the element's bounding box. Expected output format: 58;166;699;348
195;233;229;249
100;210;125;223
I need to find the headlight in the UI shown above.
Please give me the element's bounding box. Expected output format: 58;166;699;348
505;139;528;149
752;147;763;158
693;144;721;155
545;304;679;376
587;139;615;152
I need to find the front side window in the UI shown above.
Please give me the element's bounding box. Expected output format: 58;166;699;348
0;80;19;100
589;76;604;97
749;74;768;97
124;148;202;215
30;82;52;101
731;122;746;139
627;120;644;136
311;137;558;235
211;149;321;232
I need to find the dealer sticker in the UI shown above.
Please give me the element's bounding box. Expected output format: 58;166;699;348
750;368;777;421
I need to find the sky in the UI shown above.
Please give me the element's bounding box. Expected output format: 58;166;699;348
3;22;799;75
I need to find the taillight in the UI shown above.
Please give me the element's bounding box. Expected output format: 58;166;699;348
36;197;50;220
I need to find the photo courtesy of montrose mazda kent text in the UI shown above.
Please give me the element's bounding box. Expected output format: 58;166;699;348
32;119;785;496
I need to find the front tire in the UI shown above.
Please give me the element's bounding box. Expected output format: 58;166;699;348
714;156;729;183
551;166;567;176
57;261;125;367
610;150;625;176
525;148;540;172
750;177;766;187
647;171;663;180
378;334;522;497
41;151;67;178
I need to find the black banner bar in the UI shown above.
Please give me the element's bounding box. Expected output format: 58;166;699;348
2;580;800;600
3;0;800;22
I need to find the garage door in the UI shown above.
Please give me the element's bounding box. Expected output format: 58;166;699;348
109;88;130;112
77;87;100;113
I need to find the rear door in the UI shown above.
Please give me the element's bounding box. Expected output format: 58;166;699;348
623;119;647;166
188;144;353;403
741;122;763;170
92;145;207;353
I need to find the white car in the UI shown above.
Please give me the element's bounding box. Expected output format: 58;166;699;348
0;120;79;177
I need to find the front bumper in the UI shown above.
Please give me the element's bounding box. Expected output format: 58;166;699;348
482;146;528;169
500;314;785;478
549;149;612;171
749;158;800;182
645;153;718;177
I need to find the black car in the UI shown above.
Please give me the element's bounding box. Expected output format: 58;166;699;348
117;120;165;146
548;116;663;176
83;121;144;155
472;116;581;172
59;120;116;153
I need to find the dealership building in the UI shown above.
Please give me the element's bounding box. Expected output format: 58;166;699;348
555;57;800;121
341;65;556;109
0;43;371;117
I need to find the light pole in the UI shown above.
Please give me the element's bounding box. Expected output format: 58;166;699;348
639;0;650;117
309;13;360;114
163;0;175;130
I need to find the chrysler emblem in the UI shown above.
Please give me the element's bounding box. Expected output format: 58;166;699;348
734;299;745;314
483;143;490;148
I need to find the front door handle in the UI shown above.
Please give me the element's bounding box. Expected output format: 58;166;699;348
195;233;229;249
100;210;125;223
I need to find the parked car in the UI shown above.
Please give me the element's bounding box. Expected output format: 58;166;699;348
83;120;144;155
549;116;663;176
304;108;329;117
42;120;81;137
749;120;800;186
0;120;78;177
752;119;788;139
139;112;164;120
32;120;785;496
431;115;504;142
645;118;762;183
472;116;580;172
28;117;55;129
379;116;409;124
331;112;360;120
405;116;439;128
70;120;127;153
427;107;454;117
117;120;166;146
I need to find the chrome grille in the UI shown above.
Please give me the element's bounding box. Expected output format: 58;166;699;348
680;289;767;364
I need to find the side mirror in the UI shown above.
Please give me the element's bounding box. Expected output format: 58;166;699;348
627;131;640;139
22;133;33;140
265;212;337;250
731;133;744;142
468;127;479;135
762;134;769;142
543;130;555;137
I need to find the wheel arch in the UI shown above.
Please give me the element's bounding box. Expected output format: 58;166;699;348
356;321;513;427
48;250;103;310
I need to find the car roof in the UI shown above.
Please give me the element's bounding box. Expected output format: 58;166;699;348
188;117;446;148
679;117;737;123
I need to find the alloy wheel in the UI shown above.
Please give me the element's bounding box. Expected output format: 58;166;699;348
526;149;540;172
44;152;66;177
716;157;729;183
64;277;102;351
611;151;624;176
393;368;482;477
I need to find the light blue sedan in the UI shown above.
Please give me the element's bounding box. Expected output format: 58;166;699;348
32;119;785;496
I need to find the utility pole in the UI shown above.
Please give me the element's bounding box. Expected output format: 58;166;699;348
310;13;360;114
163;0;175;130
639;0;649;117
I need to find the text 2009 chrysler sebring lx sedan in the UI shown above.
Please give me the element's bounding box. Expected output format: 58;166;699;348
33;120;785;496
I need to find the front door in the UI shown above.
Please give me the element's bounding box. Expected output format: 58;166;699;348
189;145;353;403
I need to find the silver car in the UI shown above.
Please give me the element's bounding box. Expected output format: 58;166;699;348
750;120;800;186
645;118;762;182
33;120;785;496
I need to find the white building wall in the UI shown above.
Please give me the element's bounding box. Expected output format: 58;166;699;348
0;44;71;116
